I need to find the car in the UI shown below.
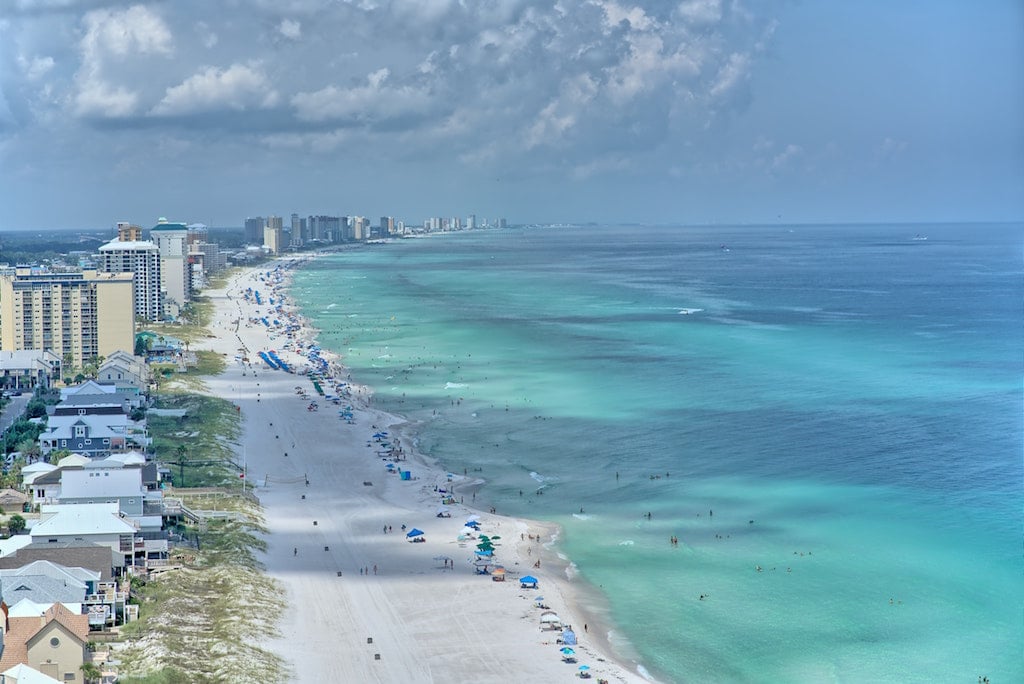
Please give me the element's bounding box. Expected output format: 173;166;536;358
10;391;21;397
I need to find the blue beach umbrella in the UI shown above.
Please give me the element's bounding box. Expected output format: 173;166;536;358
560;647;575;655
579;665;590;672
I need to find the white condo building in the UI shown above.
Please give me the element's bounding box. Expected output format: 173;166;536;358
98;236;163;322
150;219;189;316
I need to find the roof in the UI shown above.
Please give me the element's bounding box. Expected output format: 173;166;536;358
98;238;158;251
60;380;117;399
151;222;188;231
21;462;57;474
2;559;99;584
1;663;63;684
0;574;86;606
0;541;119;579
31;503;136;537
57;454;90;468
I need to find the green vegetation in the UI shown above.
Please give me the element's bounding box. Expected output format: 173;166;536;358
148;394;242;488
1;418;45;454
117;494;286;683
7;513;26;535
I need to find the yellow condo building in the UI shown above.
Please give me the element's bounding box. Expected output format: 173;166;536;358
0;269;136;369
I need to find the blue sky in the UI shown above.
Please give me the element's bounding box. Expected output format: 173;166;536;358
0;0;1021;229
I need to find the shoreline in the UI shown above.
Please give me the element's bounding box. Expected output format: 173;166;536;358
195;256;655;683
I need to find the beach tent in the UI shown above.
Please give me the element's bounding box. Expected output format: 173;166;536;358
540;612;562;629
520;575;539;588
561;628;577;645
406;528;425;538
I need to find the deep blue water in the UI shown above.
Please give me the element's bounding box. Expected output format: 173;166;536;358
291;224;1022;682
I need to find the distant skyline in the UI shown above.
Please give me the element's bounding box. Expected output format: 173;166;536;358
1;0;1021;231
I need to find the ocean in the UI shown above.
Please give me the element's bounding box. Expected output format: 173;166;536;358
289;223;1022;683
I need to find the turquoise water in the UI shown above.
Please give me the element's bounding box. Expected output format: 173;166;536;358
290;224;1022;682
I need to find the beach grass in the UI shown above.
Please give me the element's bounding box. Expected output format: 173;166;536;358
117;495;286;684
148;392;242;488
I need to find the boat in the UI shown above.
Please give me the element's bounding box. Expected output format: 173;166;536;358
913;234;928;241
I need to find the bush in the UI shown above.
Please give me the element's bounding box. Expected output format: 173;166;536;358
8;514;26;535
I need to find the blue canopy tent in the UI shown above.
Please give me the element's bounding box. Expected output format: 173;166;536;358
520;575;539;588
406;528;425;538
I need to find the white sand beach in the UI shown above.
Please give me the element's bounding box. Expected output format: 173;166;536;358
194;259;654;683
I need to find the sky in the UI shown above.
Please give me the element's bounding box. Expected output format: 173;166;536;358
0;0;1021;230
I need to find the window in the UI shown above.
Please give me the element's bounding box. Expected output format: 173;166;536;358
50;636;60;647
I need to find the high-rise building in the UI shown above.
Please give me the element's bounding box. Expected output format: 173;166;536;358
97;235;162;322
467;214;476;230
150;219;190;314
116;222;143;242
244;217;265;244
264;216;283;255
0;270;135;369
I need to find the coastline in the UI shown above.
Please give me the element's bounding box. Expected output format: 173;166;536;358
196;256;655;683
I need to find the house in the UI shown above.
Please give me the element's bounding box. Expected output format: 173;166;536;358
37;413;149;459
0;560;99;615
0;488;29;511
0;603;90;684
0;350;62;393
19;463;56;489
96;351;150;390
29;504;137;573
57;380;144;410
0;542;119;581
28;457;163;534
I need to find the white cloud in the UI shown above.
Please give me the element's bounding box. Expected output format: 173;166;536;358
709;52;749;99
676;0;722;25
771;143;803;170
18;55;55;81
152;63;279;116
278;18;302;40
291;68;431;124
74;79;139;118
72;5;173;118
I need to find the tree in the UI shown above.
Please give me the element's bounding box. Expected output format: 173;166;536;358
80;662;102;684
8;514;26;535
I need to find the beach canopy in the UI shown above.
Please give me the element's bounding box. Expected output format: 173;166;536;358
406;528;425;538
540;612;561;624
520;575;539;588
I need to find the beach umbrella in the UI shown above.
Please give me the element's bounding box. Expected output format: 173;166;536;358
406;528;425;538
579;665;590;672
466;514;481;523
490;535;501;540
560;647;575;655
534;596;545;603
474;550;493;557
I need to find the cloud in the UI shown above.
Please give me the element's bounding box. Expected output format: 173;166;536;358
676;0;722;25
17;55;55;81
291;68;433;125
151;62;279;116
771;143;803;170
278;18;301;40
709;52;749;100
72;4;173;118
